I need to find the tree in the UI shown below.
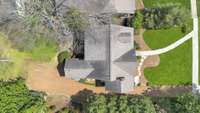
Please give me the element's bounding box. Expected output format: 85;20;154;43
81;92;156;113
106;95;117;113
132;11;144;29
128;96;156;113
143;4;190;29
117;96;130;113
64;7;89;32
83;93;106;113
0;78;48;113
174;93;200;113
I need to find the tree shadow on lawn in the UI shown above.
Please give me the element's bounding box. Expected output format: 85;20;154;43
144;86;192;97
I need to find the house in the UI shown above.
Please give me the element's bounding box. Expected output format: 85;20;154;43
64;0;138;93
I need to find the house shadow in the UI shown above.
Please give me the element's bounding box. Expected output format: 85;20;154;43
57;61;65;76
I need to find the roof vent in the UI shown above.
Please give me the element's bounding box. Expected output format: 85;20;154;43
116;77;125;81
117;32;131;43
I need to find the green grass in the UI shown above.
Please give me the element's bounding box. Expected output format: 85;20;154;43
0;32;58;80
26;34;58;62
0;34;28;80
143;0;190;9
144;27;192;85
28;45;57;62
143;27;187;49
143;0;200;16
142;0;198;85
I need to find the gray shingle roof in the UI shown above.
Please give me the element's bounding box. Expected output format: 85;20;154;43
114;49;137;62
65;24;137;82
65;59;92;69
57;0;135;14
63;0;137;93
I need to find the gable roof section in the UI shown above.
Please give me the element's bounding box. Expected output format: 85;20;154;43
65;59;94;80
114;61;137;76
65;59;93;69
114;49;137;62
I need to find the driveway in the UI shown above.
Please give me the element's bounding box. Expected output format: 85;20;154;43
26;62;106;97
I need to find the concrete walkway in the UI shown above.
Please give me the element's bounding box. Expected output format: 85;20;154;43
135;32;193;56
190;0;199;92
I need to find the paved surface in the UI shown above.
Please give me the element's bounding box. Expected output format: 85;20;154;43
190;0;199;92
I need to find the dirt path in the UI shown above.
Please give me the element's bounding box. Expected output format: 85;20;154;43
136;0;145;10
145;86;192;97
134;29;160;86
26;62;107;97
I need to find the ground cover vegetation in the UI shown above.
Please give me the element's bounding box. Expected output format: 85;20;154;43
132;3;190;32
135;0;194;85
0;33;28;80
143;0;200;16
0;0;88;80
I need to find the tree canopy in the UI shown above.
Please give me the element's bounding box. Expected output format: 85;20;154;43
82;93;156;113
142;4;190;29
0;79;48;113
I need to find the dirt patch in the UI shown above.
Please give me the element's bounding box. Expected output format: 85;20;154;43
46;95;69;113
144;86;192;97
26;61;107;97
136;0;145;10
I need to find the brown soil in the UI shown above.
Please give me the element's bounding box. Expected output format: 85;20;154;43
26;61;107;97
46;95;69;113
136;0;145;10
145;86;192;97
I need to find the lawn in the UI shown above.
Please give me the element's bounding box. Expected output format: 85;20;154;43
28;45;57;62
0;32;58;80
144;28;192;85
0;34;28;80
142;0;200;85
143;27;188;49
